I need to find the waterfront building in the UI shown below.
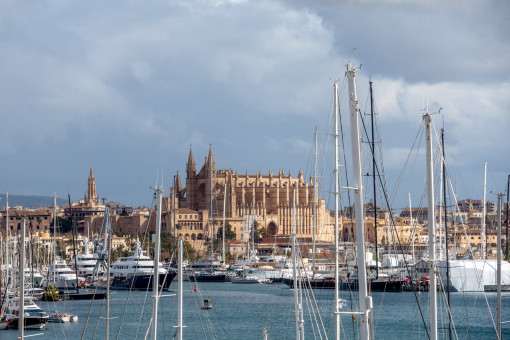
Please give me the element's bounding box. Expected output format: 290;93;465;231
0;207;52;235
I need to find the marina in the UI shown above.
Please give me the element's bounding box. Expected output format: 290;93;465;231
0;283;509;339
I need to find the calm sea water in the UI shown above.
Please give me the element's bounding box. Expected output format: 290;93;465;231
3;282;509;339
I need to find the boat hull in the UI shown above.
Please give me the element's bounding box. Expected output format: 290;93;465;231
282;278;337;289
191;273;226;282
7;316;48;329
110;272;176;290
343;280;403;292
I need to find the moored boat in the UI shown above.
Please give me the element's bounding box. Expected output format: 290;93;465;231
108;238;176;290
5;296;49;329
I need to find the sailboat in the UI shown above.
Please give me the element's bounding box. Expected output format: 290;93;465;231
5;220;49;331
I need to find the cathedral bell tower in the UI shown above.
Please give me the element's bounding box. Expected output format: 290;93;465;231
87;165;98;205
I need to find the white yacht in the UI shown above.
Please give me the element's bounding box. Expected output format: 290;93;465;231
106;238;175;290
41;258;85;290
19;267;44;288
71;240;101;278
438;259;510;292
5;296;49;329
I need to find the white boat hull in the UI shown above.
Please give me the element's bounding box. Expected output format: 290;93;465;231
438;260;510;292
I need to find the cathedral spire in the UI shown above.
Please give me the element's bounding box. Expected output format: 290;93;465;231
186;146;196;177
175;171;182;191
207;145;215;171
187;147;196;170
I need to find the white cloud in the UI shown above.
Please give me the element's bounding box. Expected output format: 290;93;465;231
0;0;507;206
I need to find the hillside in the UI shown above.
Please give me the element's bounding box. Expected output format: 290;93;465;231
0;194;68;209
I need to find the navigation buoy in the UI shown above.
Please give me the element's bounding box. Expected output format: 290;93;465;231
194;284;198;292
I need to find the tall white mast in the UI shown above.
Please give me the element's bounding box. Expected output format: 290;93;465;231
222;182;227;266
292;190;303;339
312;127;318;277
176;238;184;340
105;207;111;340
496;193;502;339
346;63;371;340
5;191;9;284
210;153;214;273
241;203;245;260
439;160;444;259
409;193;415;264
424;113;438;340
481;162;487;260
333;80;341;340
152;187;163;340
252;197;255;260
53;194;57;264
19;219;26;340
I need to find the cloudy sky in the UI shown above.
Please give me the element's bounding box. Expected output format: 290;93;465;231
0;0;508;210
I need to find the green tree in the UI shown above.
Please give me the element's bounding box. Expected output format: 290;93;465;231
50;216;73;233
225;252;234;263
42;285;61;301
254;221;270;239
191;234;197;248
216;222;236;241
183;240;195;261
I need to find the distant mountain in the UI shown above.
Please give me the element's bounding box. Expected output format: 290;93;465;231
0;194;67;209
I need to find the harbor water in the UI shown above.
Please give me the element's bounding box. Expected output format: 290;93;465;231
2;282;509;339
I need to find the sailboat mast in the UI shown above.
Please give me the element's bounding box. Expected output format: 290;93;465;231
312;127;318;277
347;63;370;340
241;203;245;260
439;153;444;259
222;182;227;266
291;190;298;339
369;79;379;278
496;193;502;339
5;191;9;286
291;190;302;340
19;219;25;340
506;175;509;260
210;154;214;273
482;162;487;259
105;207;111;340
252;198;255;260
177;238;184;340
442;129;452;340
152;188;163;340
409;194;415;265
69;194;80;293
333;80;341;340
424;113;438;340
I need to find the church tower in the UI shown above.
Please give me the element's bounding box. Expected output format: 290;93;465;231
186;148;197;209
87;165;97;205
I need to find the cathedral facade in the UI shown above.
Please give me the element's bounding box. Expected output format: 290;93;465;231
168;148;334;243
